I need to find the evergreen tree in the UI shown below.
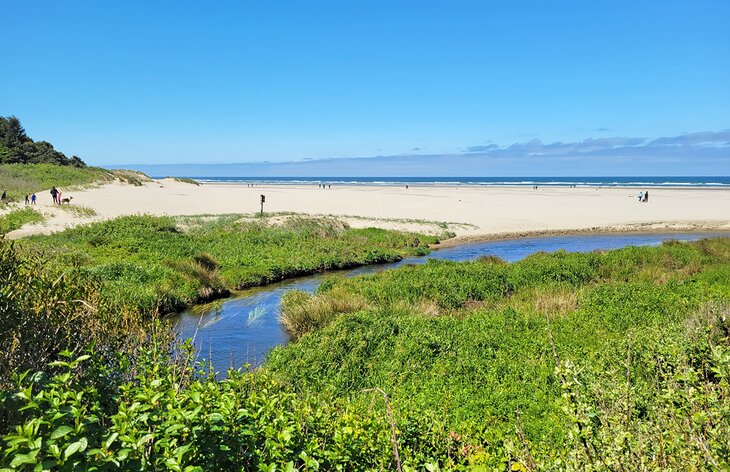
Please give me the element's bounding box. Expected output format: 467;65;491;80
0;116;86;166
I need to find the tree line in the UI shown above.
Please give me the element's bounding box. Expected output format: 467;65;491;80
0;115;85;167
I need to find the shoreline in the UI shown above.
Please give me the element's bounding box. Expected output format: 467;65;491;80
202;181;730;191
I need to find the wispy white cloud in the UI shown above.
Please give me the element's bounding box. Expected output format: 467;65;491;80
464;131;730;158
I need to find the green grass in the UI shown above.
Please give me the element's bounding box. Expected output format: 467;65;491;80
170;176;201;185
109;169;151;186
19;214;443;315
0;207;44;234
0;163;115;202
1;237;729;470
56;204;98;218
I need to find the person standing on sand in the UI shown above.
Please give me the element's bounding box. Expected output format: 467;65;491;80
50;186;58;204
25;194;29;205
638;191;644;202
31;193;37;205
643;190;649;203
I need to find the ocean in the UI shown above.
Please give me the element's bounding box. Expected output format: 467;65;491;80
172;176;730;188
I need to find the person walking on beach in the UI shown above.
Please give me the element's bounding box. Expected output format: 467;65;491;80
643;190;649;203
50;186;58;204
31;193;37;205
638;191;644;202
24;194;29;205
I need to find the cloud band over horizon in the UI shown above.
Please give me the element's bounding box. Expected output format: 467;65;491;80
121;130;730;177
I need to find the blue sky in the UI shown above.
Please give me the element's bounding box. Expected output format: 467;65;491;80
2;1;729;175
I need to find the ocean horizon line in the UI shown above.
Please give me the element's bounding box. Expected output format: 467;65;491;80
157;176;730;188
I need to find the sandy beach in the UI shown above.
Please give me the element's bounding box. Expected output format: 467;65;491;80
5;179;730;241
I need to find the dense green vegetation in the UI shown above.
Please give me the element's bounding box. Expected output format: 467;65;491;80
1;237;728;470
0;116;85;167
270;239;730;468
19;214;443;315
0;208;44;235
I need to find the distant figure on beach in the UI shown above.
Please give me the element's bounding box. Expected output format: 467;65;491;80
638;191;644;202
57;190;62;205
405;184;409;189
24;194;29;205
31;193;37;205
643;191;649;203
328;184;331;189
50;186;58;204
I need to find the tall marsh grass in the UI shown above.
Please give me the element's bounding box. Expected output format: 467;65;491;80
280;288;369;338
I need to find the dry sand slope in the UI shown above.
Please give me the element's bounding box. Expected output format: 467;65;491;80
6;179;730;241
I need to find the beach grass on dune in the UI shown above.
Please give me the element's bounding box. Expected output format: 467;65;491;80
170;176;201;185
0;163;114;200
18;214;443;315
55;204;98;217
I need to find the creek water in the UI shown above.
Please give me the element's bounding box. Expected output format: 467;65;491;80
171;232;726;371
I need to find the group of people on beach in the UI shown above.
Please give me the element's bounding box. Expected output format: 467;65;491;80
638;190;649;203
318;184;331;189
0;189;37;205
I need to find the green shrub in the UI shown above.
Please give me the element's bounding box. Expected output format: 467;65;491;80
0;207;44;234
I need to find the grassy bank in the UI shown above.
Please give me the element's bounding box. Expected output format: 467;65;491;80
19;214;444;315
1;238;728;470
0;163;151;202
0;163;112;201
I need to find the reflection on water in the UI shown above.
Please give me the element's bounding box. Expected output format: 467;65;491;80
171;232;727;372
